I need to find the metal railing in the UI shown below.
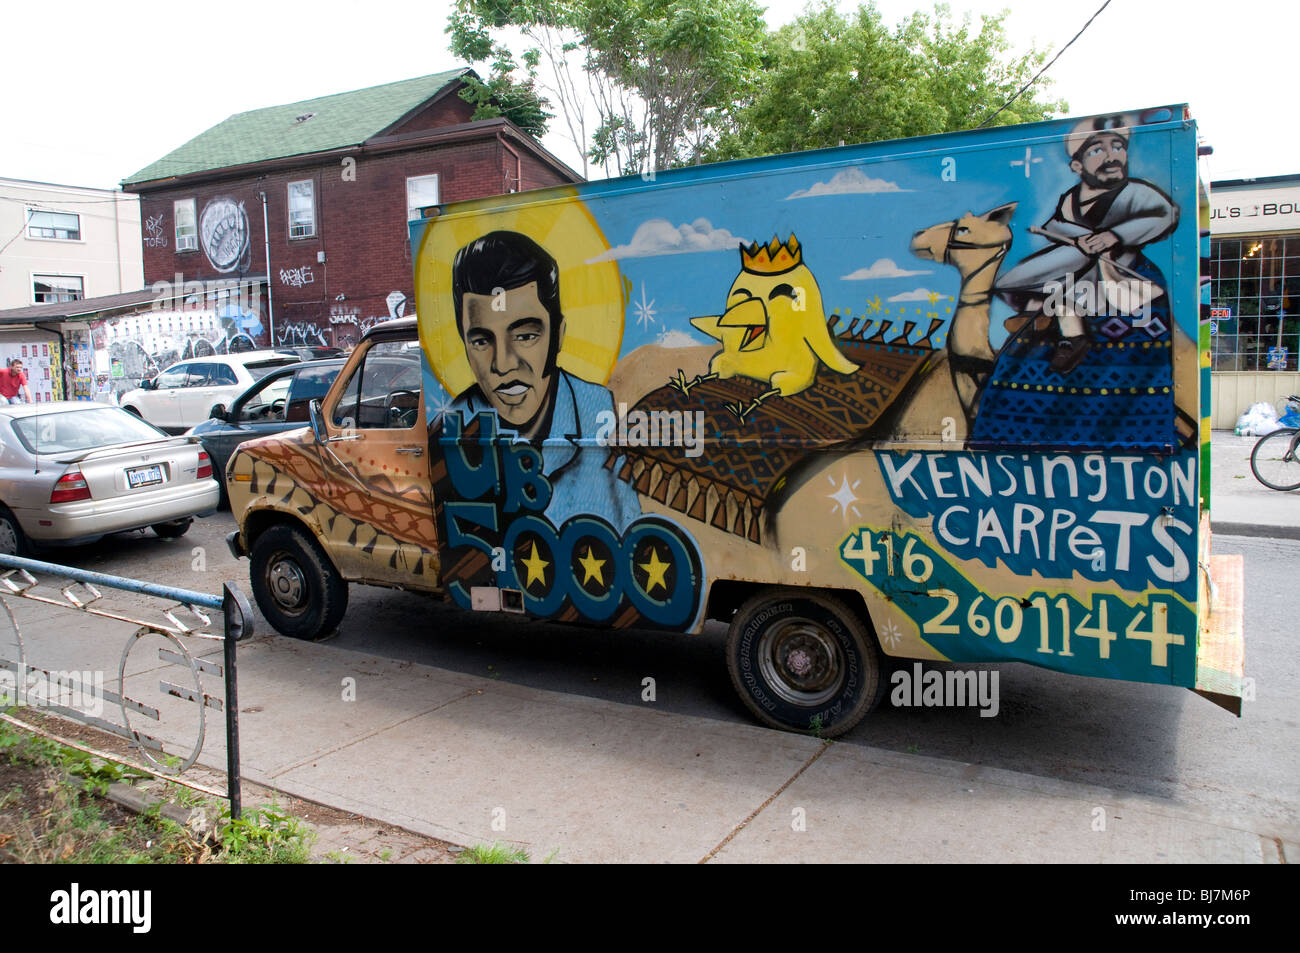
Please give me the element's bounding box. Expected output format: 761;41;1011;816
0;553;253;817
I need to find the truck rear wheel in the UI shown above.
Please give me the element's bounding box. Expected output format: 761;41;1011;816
249;523;348;640
726;589;883;737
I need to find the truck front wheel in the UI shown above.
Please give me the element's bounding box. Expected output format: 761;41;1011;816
249;523;348;640
726;589;884;737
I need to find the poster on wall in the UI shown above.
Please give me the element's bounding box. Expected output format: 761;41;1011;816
1268;345;1288;369
0;337;60;402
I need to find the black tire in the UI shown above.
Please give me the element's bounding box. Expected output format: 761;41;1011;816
151;518;192;539
249;523;348;640
0;506;28;557
1251;428;1300;491
726;588;884;737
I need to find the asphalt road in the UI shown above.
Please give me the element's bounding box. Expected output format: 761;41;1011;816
39;511;1298;834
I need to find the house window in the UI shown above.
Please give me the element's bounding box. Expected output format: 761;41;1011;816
406;174;439;222
175;199;197;251
289;180;316;238
26;209;81;240
33;275;84;304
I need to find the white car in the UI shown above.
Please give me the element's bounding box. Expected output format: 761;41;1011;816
119;350;300;433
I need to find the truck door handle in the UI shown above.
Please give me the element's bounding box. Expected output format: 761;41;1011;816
396;445;424;457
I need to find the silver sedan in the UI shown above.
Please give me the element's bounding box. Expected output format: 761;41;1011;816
0;402;220;556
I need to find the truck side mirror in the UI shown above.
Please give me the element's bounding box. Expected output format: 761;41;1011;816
308;398;326;442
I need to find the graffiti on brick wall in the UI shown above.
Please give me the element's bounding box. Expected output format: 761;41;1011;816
324;291;409;348
275;321;331;348
279;265;315;288
143;214;168;248
199;197;251;273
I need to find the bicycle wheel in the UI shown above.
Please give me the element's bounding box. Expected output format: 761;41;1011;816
1251;428;1300;491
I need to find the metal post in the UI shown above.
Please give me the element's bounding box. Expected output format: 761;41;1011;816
222;583;253;820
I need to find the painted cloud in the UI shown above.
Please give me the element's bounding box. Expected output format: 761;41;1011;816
887;288;940;302
587;218;749;262
786;167;909;200
842;257;930;280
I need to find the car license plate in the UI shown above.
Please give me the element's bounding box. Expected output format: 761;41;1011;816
127;465;164;488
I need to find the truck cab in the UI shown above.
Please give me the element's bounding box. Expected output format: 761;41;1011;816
226;320;440;638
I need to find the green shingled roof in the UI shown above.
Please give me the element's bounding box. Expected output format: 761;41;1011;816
123;69;470;186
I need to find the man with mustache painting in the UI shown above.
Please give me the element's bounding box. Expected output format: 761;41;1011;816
993;114;1179;374
444;230;641;532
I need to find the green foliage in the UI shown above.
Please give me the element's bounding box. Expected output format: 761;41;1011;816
217;803;314;864
448;1;555;139
709;1;1067;161
455;840;532;864
446;0;766;174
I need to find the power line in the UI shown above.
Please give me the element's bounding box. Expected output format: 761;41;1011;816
975;0;1115;130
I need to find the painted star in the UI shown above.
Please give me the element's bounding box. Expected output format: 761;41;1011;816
927;291;942;305
633;283;657;330
866;296;883;314
827;472;861;521
638;546;671;595
520;540;550;590
578;546;606;587
880;619;902;650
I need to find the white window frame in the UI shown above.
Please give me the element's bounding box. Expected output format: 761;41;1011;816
288;179;316;239
406;174;440;222
174;199;197;251
32;273;85;304
26;208;81;241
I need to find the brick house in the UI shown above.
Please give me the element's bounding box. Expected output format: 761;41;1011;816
122;69;580;351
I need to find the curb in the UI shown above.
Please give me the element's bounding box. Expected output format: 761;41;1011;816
1210;521;1300;541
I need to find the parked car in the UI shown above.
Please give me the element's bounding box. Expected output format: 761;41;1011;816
276;346;345;362
0;402;220;556
119;351;301;433
187;359;346;500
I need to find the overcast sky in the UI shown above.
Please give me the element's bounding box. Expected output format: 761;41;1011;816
1;0;1291;190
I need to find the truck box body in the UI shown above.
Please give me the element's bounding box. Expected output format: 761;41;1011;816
229;105;1245;733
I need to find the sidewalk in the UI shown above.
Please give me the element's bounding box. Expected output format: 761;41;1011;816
1210;430;1300;538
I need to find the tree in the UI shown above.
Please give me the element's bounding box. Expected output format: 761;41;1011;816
708;1;1066;162
446;4;554;140
446;0;766;177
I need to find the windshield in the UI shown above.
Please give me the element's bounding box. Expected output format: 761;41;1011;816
12;407;167;454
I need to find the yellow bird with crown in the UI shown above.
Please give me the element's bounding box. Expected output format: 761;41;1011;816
670;234;859;422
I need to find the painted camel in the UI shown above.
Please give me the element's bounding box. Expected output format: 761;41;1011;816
901;203;1198;447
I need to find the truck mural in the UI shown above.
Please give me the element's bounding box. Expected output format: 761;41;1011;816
228;105;1243;736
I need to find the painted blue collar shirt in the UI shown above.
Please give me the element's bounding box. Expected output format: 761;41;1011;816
446;369;642;533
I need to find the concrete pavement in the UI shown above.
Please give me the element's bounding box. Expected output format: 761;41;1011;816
1210;431;1300;539
1;430;1293;863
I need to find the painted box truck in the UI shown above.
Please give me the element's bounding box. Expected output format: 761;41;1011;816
227;105;1245;736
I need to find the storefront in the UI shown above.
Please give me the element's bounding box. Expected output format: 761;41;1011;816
1208;173;1300;427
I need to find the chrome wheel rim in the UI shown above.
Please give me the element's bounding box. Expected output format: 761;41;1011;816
757;617;844;706
266;553;307;612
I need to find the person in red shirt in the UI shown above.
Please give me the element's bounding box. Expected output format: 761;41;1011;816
0;359;34;404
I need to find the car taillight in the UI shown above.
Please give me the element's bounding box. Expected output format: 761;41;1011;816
50;468;91;503
196;451;213;480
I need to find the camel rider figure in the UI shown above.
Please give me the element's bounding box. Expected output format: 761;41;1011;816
993;115;1179;373
969;114;1183;451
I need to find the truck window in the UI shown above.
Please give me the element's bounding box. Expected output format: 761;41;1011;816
331;343;421;430
286;363;342;423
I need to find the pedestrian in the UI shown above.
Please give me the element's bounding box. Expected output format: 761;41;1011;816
0;358;34;404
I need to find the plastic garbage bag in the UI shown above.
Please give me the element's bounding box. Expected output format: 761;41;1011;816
1235;401;1283;436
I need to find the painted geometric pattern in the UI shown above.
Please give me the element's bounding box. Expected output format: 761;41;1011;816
612;322;940;543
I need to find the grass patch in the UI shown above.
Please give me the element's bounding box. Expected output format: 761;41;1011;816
0;716;313;864
455;841;532;864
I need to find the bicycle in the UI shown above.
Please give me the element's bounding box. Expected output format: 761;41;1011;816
1250;394;1300;491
